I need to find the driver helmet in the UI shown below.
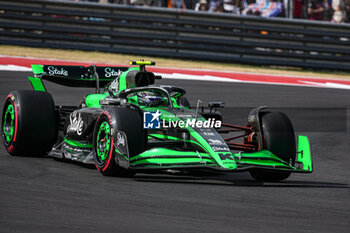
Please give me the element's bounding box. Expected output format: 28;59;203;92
137;91;166;107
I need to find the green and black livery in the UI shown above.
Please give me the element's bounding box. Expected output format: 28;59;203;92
1;61;312;181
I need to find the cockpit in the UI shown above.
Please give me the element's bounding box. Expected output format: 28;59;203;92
127;89;169;107
105;61;188;109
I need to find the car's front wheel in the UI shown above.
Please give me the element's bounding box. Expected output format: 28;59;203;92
93;107;145;176
249;111;296;182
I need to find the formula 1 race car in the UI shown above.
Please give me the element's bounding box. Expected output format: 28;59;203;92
1;61;312;181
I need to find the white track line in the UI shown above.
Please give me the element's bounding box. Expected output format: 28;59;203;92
0;65;31;72
2;64;350;90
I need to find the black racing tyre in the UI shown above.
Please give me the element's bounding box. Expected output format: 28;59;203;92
93;107;145;176
178;95;190;107
1;90;57;156
249;112;296;182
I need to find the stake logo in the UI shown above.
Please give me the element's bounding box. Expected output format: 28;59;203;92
143;111;161;129
47;66;68;76
104;67;123;78
68;112;84;135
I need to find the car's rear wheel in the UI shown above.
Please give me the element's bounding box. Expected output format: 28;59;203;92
249;112;296;182
1;90;57;156
93;107;145;176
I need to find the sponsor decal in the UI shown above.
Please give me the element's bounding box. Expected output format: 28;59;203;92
143;111;161;129
116;132;125;146
47;66;68;76
68;112;84;135
104;67;123;78
212;146;230;152
208;138;226;145
115;131;128;156
218;153;234;160
198;128;211;132
203;132;215;136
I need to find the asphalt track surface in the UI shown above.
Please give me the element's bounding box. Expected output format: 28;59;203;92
0;70;350;233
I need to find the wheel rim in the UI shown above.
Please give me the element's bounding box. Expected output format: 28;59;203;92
3;103;15;144
96;121;111;163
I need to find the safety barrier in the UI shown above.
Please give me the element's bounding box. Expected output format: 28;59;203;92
0;0;350;71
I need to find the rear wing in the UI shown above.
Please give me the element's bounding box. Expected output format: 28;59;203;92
28;64;129;92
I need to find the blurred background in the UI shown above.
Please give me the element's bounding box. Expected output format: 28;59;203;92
1;0;350;72
75;0;350;23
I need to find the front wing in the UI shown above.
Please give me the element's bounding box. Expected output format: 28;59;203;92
120;135;312;173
